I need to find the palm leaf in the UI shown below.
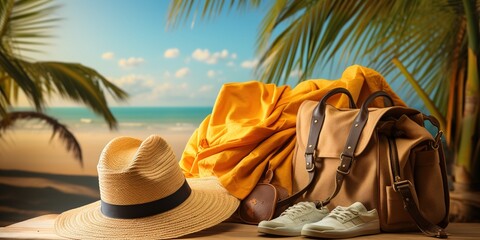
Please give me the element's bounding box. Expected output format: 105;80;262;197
1;0;60;57
0;76;9;116
167;0;260;28
20;60;129;129
0;45;42;110
0;0;128;129
393;58;445;129
0;0;130;166
254;0;470;144
0;111;83;165
0;0;58;117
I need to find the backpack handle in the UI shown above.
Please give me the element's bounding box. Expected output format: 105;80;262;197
306;88;357;158
278;88;357;208
317;91;394;207
316;88;357;114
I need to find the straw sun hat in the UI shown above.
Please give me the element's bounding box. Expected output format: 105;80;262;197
55;135;239;239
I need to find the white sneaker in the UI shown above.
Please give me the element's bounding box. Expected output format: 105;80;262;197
257;202;329;236
301;202;380;238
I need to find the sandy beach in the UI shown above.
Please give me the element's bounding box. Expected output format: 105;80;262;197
0;127;194;176
0;125;195;226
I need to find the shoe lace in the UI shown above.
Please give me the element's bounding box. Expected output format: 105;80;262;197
329;206;359;222
280;202;312;219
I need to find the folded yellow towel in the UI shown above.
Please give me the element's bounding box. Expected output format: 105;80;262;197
180;65;406;199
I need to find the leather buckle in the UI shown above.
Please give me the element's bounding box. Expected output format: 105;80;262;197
305;151;315;172
337;153;353;175
393;180;412;192
336;167;350;175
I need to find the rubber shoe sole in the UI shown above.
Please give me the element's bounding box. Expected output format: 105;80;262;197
301;219;380;238
258;225;302;237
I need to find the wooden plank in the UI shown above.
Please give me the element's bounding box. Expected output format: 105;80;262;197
0;215;62;239
1;214;479;239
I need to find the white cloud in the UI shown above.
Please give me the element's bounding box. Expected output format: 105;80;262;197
153;82;173;94
150;82;192;99
118;57;145;68
192;49;210;61
109;74;155;95
207;70;224;80
208;53;220;64
241;59;258;69
191;48;233;65
164;48;180;58
199;85;213;93
61;73;219;106
220;49;228;58
111;74;154;87
231;53;237;59
207;70;216;78
175;67;190;78
112;76;183;100
101;52;115;60
226;61;235;67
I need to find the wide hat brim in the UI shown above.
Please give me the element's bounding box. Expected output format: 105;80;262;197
55;177;239;239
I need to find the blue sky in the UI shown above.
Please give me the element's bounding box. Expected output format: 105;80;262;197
25;0;295;107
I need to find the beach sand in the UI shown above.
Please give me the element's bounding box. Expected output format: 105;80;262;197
0;127;195;226
0;127;194;176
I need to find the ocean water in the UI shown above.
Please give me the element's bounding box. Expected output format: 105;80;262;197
12;107;213;132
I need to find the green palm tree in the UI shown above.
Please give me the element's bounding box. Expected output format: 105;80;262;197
168;0;479;191
0;0;128;165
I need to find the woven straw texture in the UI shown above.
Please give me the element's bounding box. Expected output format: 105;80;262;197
54;135;239;239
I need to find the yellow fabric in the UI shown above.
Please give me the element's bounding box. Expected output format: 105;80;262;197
180;65;406;199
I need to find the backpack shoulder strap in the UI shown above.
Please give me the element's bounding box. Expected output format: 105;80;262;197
388;127;449;238
278;88;357;208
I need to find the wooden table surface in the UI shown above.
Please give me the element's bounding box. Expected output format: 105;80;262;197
0;214;479;239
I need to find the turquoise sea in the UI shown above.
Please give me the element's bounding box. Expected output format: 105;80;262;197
13;107;213;132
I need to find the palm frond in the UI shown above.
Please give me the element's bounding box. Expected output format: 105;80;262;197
393;58;445;129
1;0;128;130
1;0;60;57
251;0;472;150
0;45;42;110
0;0;15;39
167;0;260;29
20;61;129;129
369;2;464;100
256;0;287;54
0;110;83;165
0;80;9;116
256;0;467;115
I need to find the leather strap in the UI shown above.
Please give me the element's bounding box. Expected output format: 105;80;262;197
277;88;356;208
423;114;450;224
345;92;448;238
319;91;394;206
388;136;448;238
276;166;315;208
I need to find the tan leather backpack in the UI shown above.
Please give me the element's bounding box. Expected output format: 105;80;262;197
292;88;449;238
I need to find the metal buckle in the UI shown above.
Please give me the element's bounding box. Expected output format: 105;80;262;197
393;180;412;192
305;151;316;172
339;152;352;160
431;130;443;149
336;167;350;175
337;153;353;175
